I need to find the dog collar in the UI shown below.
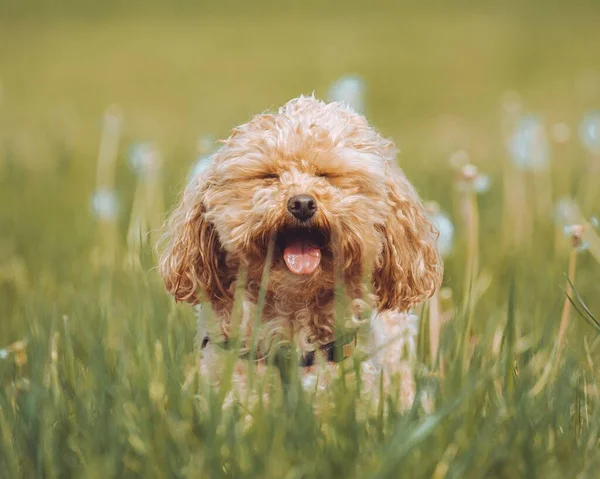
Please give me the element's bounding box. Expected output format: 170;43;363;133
201;332;357;368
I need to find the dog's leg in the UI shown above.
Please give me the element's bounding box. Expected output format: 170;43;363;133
195;304;275;419
362;310;419;412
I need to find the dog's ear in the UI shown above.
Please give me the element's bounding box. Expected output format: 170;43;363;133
372;162;442;312
159;181;230;305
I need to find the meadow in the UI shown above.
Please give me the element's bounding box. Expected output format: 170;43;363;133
1;1;600;477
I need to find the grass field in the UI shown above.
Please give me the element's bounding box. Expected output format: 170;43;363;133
1;1;600;477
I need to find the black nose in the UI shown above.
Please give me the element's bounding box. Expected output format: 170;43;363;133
287;194;317;221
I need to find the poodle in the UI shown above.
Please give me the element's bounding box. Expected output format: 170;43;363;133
159;95;442;409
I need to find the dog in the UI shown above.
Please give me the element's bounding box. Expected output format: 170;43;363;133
159;95;442;410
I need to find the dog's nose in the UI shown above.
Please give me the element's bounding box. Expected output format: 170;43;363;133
287;194;317;221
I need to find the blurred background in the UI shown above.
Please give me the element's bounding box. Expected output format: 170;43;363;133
2;2;600;476
1;0;600;336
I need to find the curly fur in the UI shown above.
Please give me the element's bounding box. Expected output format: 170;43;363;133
159;95;442;405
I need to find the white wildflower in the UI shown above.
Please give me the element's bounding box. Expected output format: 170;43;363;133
473;173;491;194
425;202;454;258
554;196;578;227
189;135;218;182
456;163;491;194
563;224;588;251
508;115;550;170
579;111;600;155
190;154;214;180
128;143;160;176
90;188;119;220
327;75;366;114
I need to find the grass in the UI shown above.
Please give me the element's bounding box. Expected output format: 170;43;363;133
1;2;600;477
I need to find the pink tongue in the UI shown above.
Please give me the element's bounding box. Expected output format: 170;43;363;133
283;240;322;275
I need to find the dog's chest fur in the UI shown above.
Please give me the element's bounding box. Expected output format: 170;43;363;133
212;280;340;350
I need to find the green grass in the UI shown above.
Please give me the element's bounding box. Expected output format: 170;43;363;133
1;2;600;477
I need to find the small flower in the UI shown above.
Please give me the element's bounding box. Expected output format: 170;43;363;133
128;143;160;176
425;202;454;257
190;153;215;181
508;115;550;170
461;163;478;181
327;75;366;114
90;188;119;220
563;217;598;252
555;198;598;252
563;224;587;251
189;135;218;182
579;111;600;155
455;163;491;194
555;196;578;227
551;123;572;144
473;174;491;194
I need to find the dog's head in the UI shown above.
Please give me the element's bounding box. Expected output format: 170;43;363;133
159;96;442;313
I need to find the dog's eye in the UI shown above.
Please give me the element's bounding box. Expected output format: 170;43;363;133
258;173;279;180
317;172;338;179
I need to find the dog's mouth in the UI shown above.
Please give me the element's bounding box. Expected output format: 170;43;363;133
275;227;329;275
